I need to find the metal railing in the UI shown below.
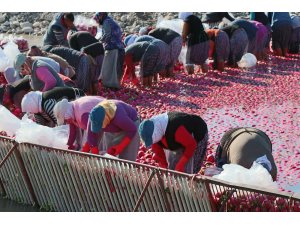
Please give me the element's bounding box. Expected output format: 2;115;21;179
0;137;35;205
17;142;212;212
1;135;300;212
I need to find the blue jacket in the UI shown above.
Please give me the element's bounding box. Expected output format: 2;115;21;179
43;13;72;47
100;16;124;51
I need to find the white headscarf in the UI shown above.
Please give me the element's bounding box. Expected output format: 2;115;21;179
53;98;74;126
139;27;148;36
178;12;193;20
127;35;138;46
21;91;43;114
150;112;169;144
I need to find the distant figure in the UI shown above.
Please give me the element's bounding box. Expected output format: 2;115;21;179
149;27;183;77
68;31;104;81
0;76;31;109
49;47;98;94
230;19;258;55
221;24;249;67
124;34;138;47
249;12;270;27
93;12;125;89
18;57;76;92
206;28;230;71
249;12;271;49
179;13;209;74
28;46;76;78
268;12;292;57
249;21;269;60
202;12;235;28
124;40;169;87
215;127;277;181
289;15;300;54
24;59;67;92
68;31;104;58
139;26;152;36
43;13;77;51
14;53;60;74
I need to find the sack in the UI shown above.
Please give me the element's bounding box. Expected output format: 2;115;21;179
0;48;10;72
213;162;278;190
237;53;257;68
74;15;98;37
15;114;69;149
0;105;21;137
2;41;21;68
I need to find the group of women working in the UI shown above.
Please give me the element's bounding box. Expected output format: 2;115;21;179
18;89;277;181
0;12;286;180
122;12;300;87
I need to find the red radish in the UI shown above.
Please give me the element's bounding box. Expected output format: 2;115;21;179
206;154;215;164
137;151;145;158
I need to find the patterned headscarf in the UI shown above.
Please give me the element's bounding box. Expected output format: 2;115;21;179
89;100;117;133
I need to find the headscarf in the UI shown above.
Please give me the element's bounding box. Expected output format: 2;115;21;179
124;34;138;46
139;27;149;36
21;91;42;114
178;12;193;20
14;53;27;72
93;12;108;25
53;98;74;126
89;100;117;133
138;112;169;148
138;120;155;148
150;112;169;144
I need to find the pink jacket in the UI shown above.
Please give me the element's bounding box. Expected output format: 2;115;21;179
67;96;106;147
71;96;106;129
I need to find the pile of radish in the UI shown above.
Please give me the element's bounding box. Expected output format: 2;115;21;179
213;192;300;212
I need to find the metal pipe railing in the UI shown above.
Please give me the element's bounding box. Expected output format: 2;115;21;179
0;137;35;205
16;141;213;212
1;136;300;212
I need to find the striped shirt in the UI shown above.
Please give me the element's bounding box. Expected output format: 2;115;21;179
34;87;85;127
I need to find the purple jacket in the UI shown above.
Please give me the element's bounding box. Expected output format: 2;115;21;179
87;100;138;146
